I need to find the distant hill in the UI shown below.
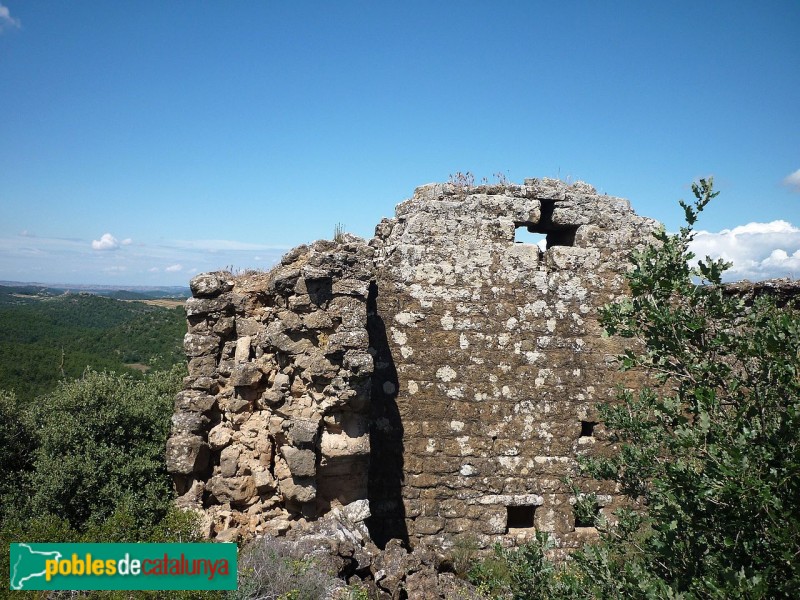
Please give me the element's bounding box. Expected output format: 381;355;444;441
0;285;187;400
0;280;190;300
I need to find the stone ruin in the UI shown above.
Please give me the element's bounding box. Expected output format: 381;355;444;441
166;177;661;554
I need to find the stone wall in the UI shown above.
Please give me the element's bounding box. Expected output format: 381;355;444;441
166;178;659;550
166;238;376;540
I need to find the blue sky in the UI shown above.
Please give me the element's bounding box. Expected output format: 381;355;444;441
1;1;798;285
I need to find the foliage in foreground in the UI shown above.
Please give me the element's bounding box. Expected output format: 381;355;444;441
0;366;223;599
470;179;800;598
232;536;345;600
0;366;376;600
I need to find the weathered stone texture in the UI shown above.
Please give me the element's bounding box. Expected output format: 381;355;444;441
167;178;660;549
167;234;375;538
367;179;657;550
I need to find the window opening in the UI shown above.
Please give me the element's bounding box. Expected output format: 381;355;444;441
514;201;578;249
514;226;547;249
580;421;597;438
506;505;536;531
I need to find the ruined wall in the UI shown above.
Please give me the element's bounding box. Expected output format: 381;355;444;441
166;239;376;540
166;178;658;550
367;179;656;551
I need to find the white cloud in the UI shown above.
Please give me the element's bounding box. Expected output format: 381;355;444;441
782;169;800;193
762;248;800;272
1;232;288;285
121;238;133;246
91;233;120;251
0;3;20;31
690;220;800;281
103;266;127;273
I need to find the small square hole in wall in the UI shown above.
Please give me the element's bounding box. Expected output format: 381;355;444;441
506;505;536;531
580;421;597;438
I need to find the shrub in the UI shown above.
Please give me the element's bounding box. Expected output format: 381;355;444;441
233;536;343;600
451;534;480;579
334;222;346;243
468;534;558;599
0;389;36;520
22;366;185;532
448;171;475;190
0;365;222;599
579;178;800;597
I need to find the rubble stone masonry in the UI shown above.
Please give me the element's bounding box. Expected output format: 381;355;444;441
166;178;661;552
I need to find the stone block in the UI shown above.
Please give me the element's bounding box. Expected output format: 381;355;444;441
341;499;371;523
166;434;209;475
184;333;220;357
289;417;320;446
175;390;217;413
254;469;277;493
208;424;233;450
413;517;445;535
170;411;209;435
280;445;317;478
185;295;233;317
230;363;262;387
219;446;240;477
234;336;252;362
209;475;255;505
279;477;316;504
190;272;234;298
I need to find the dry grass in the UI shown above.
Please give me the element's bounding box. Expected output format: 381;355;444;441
130;298;187;308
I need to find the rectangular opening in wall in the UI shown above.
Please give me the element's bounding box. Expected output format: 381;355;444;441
514;223;547;249
514;208;578;249
580;421;597;438
506;505;536;531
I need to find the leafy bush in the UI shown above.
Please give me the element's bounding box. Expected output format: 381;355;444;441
0;389;36;514
0;366;217;599
19;366;185;532
468;534;560;599
233;536;343;600
578;179;800;597
451;534;480;579
571;492;599;529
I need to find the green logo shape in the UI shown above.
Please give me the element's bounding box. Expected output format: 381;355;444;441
9;543;237;591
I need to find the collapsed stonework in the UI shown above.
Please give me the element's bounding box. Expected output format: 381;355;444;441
166;177;660;552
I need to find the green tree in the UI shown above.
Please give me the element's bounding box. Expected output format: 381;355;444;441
0;365;219;599
21;366;185;532
0;389;36;520
576;179;800;597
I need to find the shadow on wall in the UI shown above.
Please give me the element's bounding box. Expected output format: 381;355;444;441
365;281;409;548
